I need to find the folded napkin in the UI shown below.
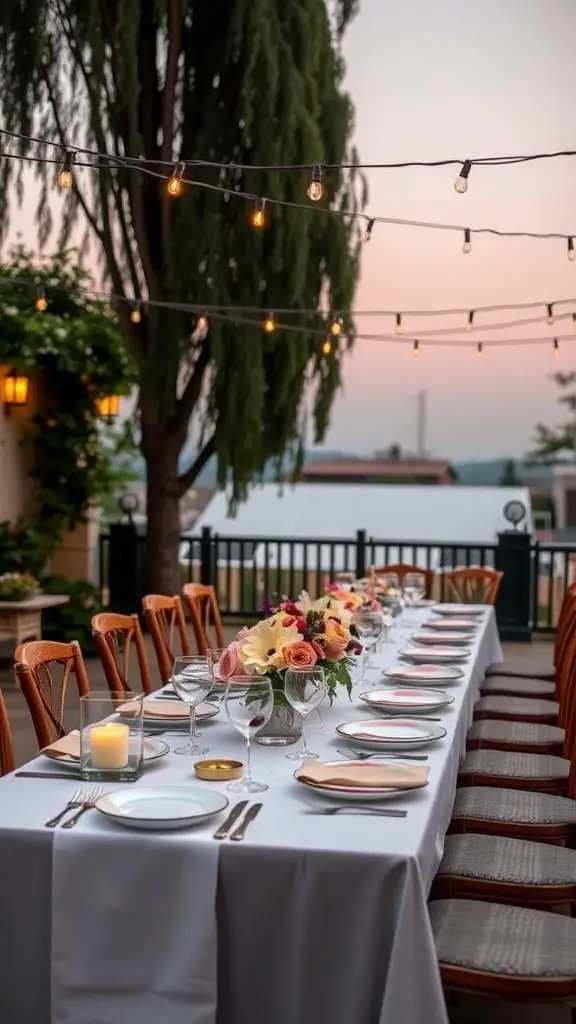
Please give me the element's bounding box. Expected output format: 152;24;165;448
296;759;429;790
42;730;80;760
118;698;215;719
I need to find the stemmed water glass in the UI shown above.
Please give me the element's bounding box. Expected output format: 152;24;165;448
171;655;214;756
352;608;383;680
224;676;274;792
284;667;327;761
403;572;426;625
206;647;227;701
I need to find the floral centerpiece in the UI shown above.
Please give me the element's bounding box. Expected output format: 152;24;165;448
0;572;39;601
219;592;363;706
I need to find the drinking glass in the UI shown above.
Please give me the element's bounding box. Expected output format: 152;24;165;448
206;647;227;701
335;571;356;591
403;572;426;624
284;667;327;761
352;608;383;678
171;655;214;756
224;676;274;792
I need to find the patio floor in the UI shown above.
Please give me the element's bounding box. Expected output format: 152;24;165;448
0;635;564;1023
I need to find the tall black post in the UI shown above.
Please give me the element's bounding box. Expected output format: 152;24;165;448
494;531;532;642
200;526;214;585
355;529;367;580
108;522;142;614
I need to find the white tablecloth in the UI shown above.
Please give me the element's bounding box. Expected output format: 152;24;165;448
0;606;501;1024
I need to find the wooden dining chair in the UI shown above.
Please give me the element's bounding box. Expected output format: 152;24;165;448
182;583;225;655
373;563;435;598
0;689;15;775
141;594;189;684
14;639;90;749
443;567;503;605
91;612;153;695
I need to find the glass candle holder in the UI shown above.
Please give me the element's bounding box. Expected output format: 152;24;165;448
79;691;144;782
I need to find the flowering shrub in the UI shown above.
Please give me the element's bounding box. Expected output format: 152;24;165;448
0;572;38;601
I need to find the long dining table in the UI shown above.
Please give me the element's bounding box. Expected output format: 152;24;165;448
0;604;501;1024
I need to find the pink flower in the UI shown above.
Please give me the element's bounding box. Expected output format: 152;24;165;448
281;601;300;616
310;640;324;659
283;641;318;669
295;617;307;633
219;643;245;679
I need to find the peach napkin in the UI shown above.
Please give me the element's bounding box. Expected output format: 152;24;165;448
42;730;80;761
296;759;429;790
118;699;214;719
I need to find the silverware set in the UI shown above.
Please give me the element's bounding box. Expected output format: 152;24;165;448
213;800;263;841
337;748;428;761
44;785;103;829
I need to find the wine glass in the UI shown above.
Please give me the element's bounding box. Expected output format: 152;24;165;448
206;647;227;701
335;571;356;591
403;572;426;624
284;667;327;761
171;656;214;756
352;608;383;679
224;676;274;792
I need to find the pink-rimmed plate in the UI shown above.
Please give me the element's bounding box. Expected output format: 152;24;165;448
294;760;429;802
359;687;455;713
336;718;447;750
432;605;485;617
411;631;473;646
400;646;470;663
423;618;478;631
384;664;464;683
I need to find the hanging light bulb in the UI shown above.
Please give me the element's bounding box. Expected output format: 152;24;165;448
196;314;209;335
307;165;324;202
362;218;375;243
462;228;472;254
572;313;576;330
547;303;555;326
167;162;185;197
466;310;474;333
454;159;472;194
251;199;266;228
476;342;483;357
395;313;403;336
263;312;276;333
35;285;48;312
130;301;142;324
554;338;560;357
58;150;75;190
330;316;343;336
568;237;575;262
321;338;332;356
412;340;420;356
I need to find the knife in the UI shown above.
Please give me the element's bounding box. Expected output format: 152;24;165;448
15;771;80;780
213;800;249;840
229;802;263;842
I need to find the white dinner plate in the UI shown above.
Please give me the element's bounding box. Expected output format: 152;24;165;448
94;786;229;830
359;687;455;713
42;735;170;767
384;664;465;683
423;618;478;631
294;761;429;802
400;647;470;663
432;605;485;617
336;718;447;750
411;631;473;646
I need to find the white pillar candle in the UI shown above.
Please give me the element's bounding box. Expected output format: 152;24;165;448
89;722;129;769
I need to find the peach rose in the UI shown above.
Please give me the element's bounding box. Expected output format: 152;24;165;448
219;643;245;679
283;641;318;669
324;620;351;661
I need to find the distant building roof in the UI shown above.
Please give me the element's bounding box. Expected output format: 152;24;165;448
298;458;456;482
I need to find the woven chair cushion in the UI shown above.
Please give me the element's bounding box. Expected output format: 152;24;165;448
485;659;555;680
474;696;559;718
438;833;576;885
430;899;576;976
467;720;564;746
480;676;556;697
453;786;576;825
460;749;570;781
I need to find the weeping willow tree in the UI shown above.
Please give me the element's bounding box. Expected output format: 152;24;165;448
0;0;365;593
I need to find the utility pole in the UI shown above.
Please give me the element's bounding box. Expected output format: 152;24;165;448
416;389;427;457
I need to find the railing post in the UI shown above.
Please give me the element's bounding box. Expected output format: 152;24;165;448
355;529;367;579
495;531;532;642
108;522;141;614
200;526;213;585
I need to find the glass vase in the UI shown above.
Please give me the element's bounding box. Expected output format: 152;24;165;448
256;701;303;746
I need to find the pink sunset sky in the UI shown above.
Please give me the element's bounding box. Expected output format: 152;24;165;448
8;0;576;462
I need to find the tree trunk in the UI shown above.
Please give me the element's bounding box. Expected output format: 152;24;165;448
142;425;184;595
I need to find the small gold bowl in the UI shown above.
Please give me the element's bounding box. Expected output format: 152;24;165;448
194;759;243;782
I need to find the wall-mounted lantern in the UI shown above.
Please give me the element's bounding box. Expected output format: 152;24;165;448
96;395;121;421
3;370;30;408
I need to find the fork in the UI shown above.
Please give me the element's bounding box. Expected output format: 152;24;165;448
304;806;407;818
45;785;90;828
338;749;429;761
60;785;103;829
